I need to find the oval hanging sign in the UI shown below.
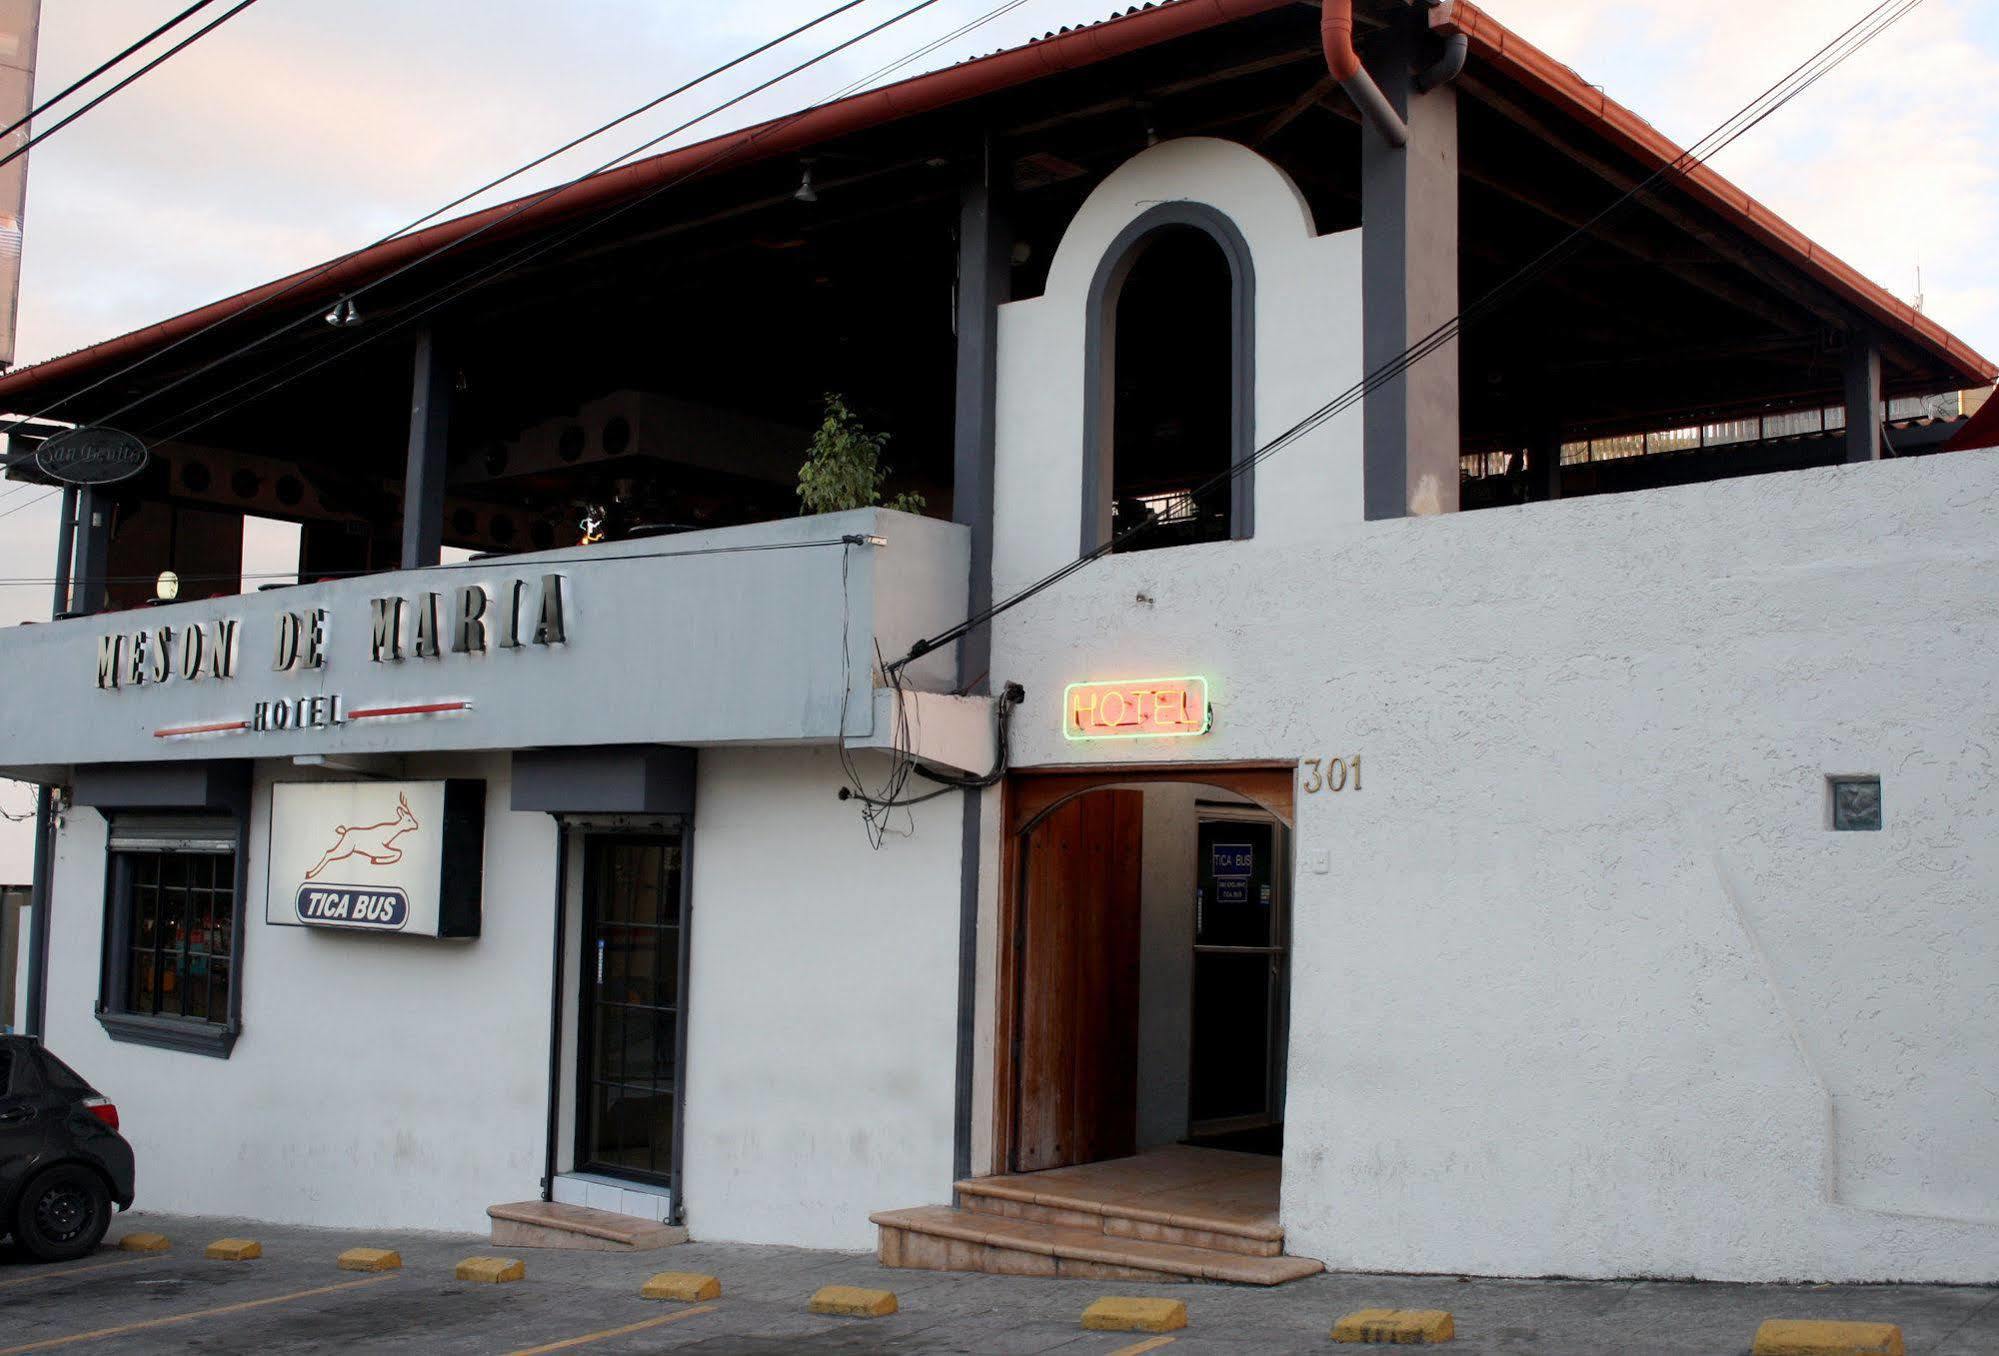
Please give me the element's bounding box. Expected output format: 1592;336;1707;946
34;426;149;485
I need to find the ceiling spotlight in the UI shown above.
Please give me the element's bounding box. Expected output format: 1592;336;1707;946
323;297;362;328
793;160;818;204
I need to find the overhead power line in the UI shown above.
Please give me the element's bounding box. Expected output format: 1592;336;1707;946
122;0;1034;450
1;1;1030;556
0;0;219;145
888;0;1934;675
104;0;961;443
0;0;882;444
0;0;265;171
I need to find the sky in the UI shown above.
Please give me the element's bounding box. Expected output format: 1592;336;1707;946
0;0;1994;878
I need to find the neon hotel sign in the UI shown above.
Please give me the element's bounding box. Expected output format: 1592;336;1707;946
1064;676;1211;741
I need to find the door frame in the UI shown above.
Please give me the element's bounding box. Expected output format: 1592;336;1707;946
572;828;694;1201
993;761;1294;1175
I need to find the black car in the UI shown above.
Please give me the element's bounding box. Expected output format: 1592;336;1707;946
1;1036;136;1261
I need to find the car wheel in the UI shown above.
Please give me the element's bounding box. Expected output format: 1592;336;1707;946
13;1165;111;1262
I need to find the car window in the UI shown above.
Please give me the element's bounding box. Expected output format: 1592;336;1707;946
37;1049;96;1100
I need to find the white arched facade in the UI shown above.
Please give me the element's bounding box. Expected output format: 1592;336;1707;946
991;137;1364;597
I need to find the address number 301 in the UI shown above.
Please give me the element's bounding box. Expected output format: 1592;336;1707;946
1300;756;1361;794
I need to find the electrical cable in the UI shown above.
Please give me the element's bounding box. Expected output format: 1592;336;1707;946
126;0;1036;452
0;0;886;444
0;1;218;145
0;0;264;171
0;485;56;521
88;0;963;445
886;0;1933;676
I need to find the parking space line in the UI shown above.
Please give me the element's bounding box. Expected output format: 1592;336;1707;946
0;1275;395;1355
1106;1339;1178;1356
505;1303;721;1355
0;1258;157;1292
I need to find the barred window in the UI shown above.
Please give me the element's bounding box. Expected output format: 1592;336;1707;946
101;815;242;1056
118;848;234;1023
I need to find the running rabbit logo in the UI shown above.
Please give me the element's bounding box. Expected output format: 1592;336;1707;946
305;792;420;880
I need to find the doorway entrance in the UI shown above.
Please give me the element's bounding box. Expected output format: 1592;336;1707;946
574;832;689;1192
994;763;1294;1177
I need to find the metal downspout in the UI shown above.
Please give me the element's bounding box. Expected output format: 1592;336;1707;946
1322;0;1409;148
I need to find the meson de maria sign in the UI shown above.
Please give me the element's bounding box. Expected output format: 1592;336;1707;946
92;573;569;739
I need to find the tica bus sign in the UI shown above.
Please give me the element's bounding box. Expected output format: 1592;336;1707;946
1063;676;1211;741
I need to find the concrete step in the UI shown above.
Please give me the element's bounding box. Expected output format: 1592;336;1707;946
870;1205;1323;1286
955;1176;1283;1257
486;1200;687;1253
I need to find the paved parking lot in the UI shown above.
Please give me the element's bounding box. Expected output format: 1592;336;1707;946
0;1212;1993;1354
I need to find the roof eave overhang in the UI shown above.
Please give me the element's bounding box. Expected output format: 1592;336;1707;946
0;0;1989;408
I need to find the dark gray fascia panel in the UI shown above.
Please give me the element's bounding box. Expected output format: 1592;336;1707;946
71;760;252;814
510;745;696;816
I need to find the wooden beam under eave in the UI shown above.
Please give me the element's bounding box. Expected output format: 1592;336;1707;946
1458;163;1804;334
1456;75;1902;348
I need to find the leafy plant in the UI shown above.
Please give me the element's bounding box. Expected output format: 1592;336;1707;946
796;393;925;515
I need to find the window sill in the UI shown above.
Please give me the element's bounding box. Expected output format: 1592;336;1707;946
95;1009;238;1059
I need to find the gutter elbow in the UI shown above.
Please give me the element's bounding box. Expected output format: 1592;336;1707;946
1320;1;1363;81
1321;0;1410;149
1416;31;1469;92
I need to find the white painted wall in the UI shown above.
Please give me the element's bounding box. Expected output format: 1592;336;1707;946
681;746;963;1250
38;753;555;1233
993;137;1362;596
988;452;1999;1282
983;134;1999;1282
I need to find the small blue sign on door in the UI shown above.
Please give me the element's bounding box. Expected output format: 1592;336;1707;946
1211;842;1254;880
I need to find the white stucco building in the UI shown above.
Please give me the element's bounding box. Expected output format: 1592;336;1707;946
4;0;1996;1285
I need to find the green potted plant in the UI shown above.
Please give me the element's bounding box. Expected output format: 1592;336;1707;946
796;393;925;515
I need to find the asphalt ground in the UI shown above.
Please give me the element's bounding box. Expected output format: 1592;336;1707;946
0;1211;1993;1354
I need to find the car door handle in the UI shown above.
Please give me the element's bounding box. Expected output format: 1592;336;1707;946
0;1107;32;1124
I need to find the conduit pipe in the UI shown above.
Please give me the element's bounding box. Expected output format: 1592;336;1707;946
1322;0;1409;148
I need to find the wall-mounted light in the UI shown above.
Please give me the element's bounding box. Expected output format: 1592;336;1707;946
154;570;179;602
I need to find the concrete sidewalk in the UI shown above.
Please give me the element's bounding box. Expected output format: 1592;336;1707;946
0;1211;1992;1354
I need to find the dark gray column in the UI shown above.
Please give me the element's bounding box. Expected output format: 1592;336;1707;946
1361;16;1460;520
952;147;1010;692
950;142;1010;1183
23;785;49;1035
1529;425;1563;502
25;485;76;1037
1844;334;1882;463
70;485;111;615
402;329;451;570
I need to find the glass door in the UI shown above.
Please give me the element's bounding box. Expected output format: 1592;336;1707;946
576;833;687;1190
1189;818;1287;1136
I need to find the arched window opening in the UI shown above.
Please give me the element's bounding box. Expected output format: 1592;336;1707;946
1084;206;1254;556
1111;227;1235;552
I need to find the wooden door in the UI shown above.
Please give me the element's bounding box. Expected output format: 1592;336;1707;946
1014;789;1142;1172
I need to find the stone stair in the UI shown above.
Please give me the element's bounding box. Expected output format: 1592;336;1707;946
486;1200;687;1252
871;1158;1323;1286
